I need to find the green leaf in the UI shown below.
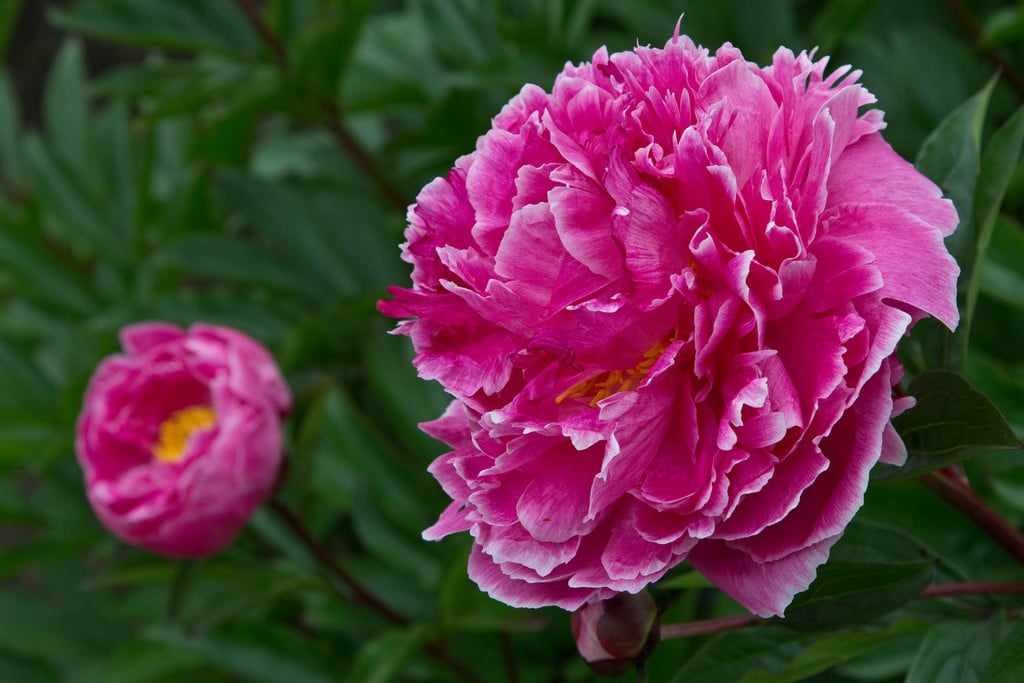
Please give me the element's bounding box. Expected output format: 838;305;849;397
73;640;205;683
0;651;57;683
978;260;1024;311
42;39;88;174
781;563;933;633
914;78;995;370
0;0;22;61
962;105;1024;357
657;569;715;591
154;234;326;301
916;80;992;232
873;370;1022;480
346;626;429;683
0;71;23;186
670;627;808;683
314;387;440;534
215;170;357;297
979;6;1024;48
0;223;98;317
23;134;130;269
146;622;340;683
980;618;1024;683
806;0;875;56
49;0;261;58
780;519;935;631
290;0;372;101
907;618;1009;683
742;620;926;683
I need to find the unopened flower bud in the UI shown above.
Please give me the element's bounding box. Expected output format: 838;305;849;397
571;591;660;676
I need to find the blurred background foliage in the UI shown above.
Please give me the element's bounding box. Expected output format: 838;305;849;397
0;0;1023;681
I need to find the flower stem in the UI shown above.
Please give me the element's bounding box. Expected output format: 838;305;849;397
323;103;411;213
231;0;410;213
167;559;198;623
233;0;289;67
660;614;760;640
942;0;1024;99
919;581;1024;600
267;500;486;683
658;581;1024;640
268;499;407;624
920;469;1024;567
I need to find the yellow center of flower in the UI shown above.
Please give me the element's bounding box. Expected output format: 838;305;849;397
556;338;673;407
152;406;217;463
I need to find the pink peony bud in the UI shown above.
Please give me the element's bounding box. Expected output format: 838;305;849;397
572;592;659;676
76;322;291;558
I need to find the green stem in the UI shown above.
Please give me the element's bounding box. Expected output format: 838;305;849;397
167;559;198;623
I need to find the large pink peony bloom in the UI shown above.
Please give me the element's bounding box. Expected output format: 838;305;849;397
76;322;291;558
380;31;959;617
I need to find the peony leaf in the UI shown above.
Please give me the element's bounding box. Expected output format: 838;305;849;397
906;618;1012;683
874;370;1022;480
669;627;809;683
0;0;21;61
146;622;339;683
780;559;933;632
979;618;1024;683
155;234;328;301
979;6;1024;48
741;620;927;683
0;71;22;187
49;0;261;58
913;78;995;370
290;0;372;102
979;260;1024;311
215;170;360;297
346;626;430;683
915;78;993;268
42;39;88;175
963;105;1024;359
779;519;936;631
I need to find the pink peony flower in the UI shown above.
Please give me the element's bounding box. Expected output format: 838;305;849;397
380;30;959;617
76;322;291;558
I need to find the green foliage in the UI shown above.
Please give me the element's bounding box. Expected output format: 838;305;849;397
874;370;1022;480
0;1;1023;682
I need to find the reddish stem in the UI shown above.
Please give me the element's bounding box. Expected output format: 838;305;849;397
268;501;486;683
660;614;759;640
920;469;1024;567
659;580;1024;640
233;0;289;67
919;581;1024;600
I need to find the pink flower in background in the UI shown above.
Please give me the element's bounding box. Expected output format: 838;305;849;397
76;322;291;558
381;29;959;617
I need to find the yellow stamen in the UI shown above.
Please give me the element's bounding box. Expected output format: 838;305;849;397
556;337;673;407
152;406;217;463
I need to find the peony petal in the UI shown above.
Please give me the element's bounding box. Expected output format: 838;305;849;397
468;543;596;610
687;534;837;618
828;134;959;237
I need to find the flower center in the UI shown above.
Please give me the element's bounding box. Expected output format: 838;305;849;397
556;338;672;407
152;406;217;463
